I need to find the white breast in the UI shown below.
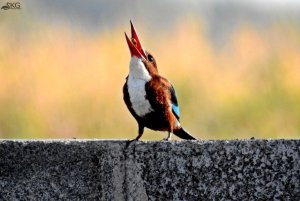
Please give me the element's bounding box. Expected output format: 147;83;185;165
127;57;153;117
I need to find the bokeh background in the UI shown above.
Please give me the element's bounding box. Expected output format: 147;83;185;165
1;0;300;139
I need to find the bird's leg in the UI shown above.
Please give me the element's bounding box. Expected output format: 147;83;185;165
135;125;144;141
167;132;172;141
163;120;173;141
163;131;172;141
126;125;144;148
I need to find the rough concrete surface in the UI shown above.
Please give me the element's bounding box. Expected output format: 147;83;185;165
0;140;299;200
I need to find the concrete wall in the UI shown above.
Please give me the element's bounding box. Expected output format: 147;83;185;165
0;140;299;200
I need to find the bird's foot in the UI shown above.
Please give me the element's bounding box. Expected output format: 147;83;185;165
125;139;135;148
125;138;140;148
163;132;172;141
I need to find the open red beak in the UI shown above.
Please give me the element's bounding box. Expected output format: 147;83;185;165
125;21;147;60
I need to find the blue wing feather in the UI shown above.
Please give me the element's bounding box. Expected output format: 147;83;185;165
172;104;180;119
170;84;180;120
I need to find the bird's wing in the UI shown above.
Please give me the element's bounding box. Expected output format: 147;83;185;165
146;76;180;121
170;84;180;120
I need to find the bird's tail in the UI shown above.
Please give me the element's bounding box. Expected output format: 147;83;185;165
173;127;196;140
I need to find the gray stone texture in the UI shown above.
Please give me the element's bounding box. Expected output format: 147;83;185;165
0;140;299;200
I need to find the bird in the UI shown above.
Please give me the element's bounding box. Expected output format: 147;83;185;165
123;21;196;141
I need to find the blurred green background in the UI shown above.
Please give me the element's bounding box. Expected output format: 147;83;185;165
1;0;300;140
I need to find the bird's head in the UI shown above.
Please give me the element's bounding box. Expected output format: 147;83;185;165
125;21;158;79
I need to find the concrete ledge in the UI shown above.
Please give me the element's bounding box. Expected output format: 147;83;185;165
0;140;300;200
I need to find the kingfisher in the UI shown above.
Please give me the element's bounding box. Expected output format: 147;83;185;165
123;21;196;141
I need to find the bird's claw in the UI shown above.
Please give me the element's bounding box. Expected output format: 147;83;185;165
125;139;136;148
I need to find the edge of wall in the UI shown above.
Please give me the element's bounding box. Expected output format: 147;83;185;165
0;139;299;200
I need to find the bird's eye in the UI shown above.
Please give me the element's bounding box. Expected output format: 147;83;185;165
148;54;154;62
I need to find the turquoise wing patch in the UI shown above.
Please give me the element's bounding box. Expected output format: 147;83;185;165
172;104;180;120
